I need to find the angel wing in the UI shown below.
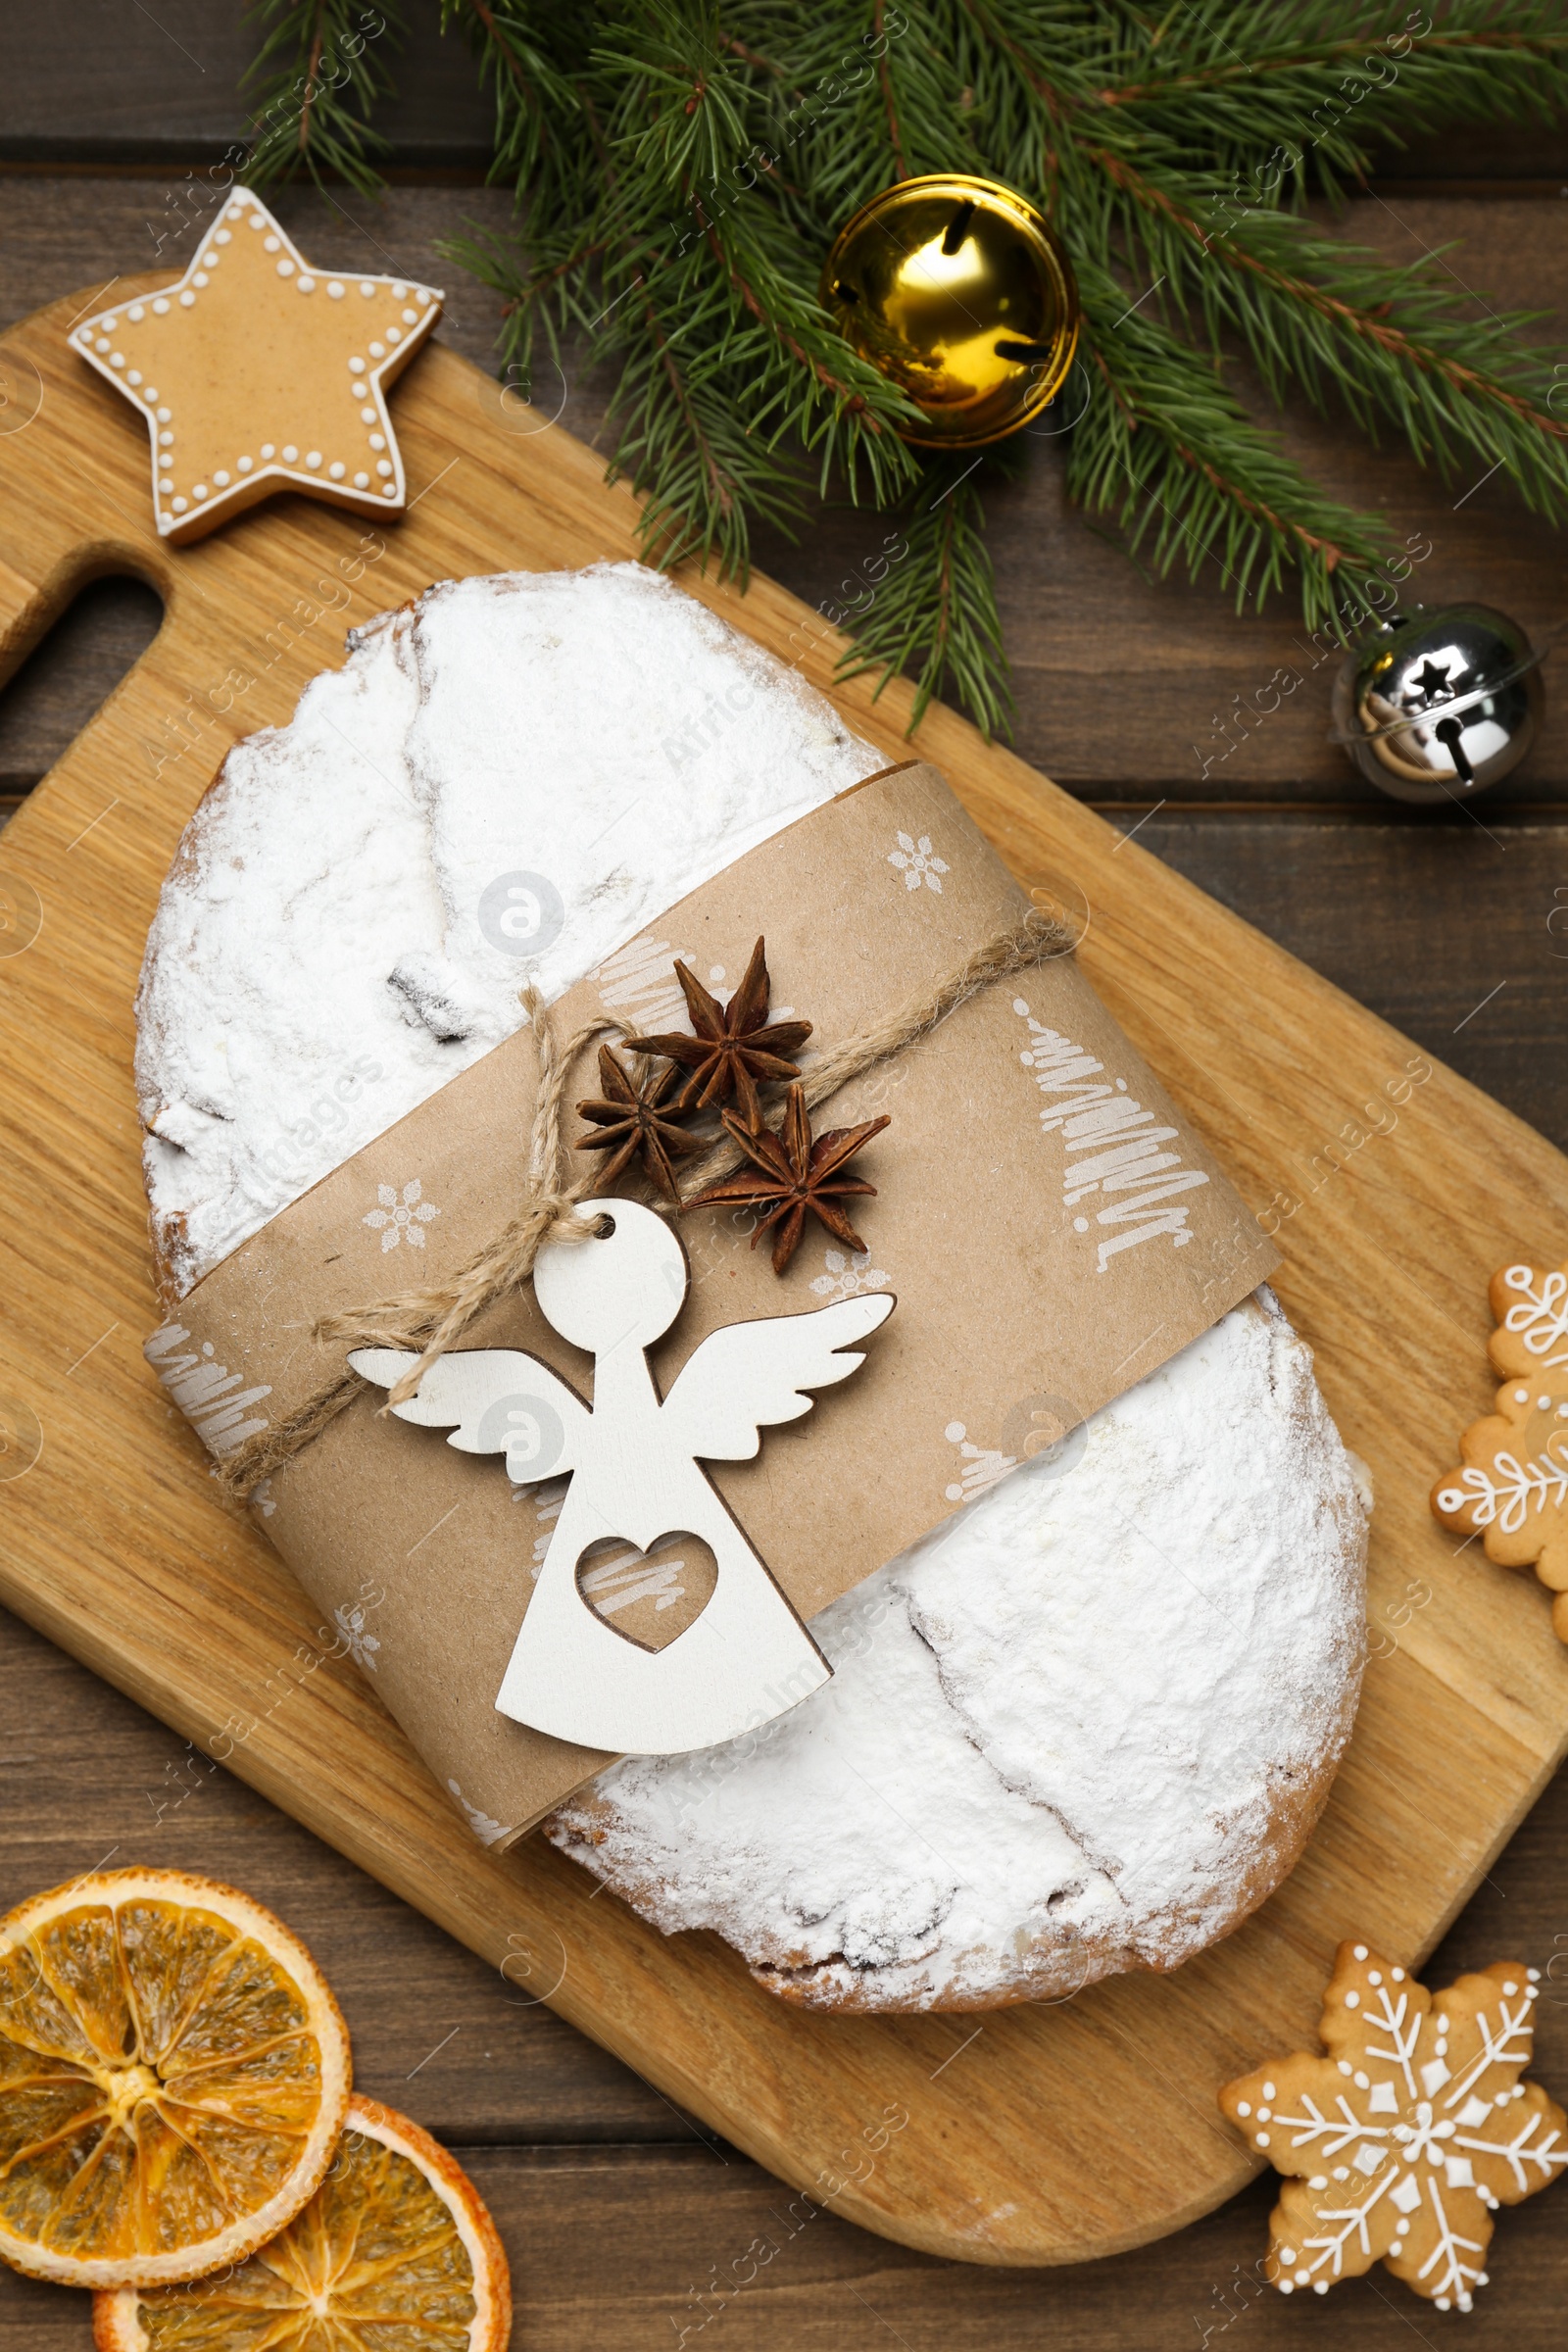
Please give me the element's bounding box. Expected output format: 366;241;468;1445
348;1347;588;1486
660;1293;894;1464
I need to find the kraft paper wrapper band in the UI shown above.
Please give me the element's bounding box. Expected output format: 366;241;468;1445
148;761;1278;1845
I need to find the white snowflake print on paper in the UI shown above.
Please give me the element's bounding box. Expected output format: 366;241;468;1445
810;1248;889;1302
363;1178;440;1252
447;1778;513;1848
1221;1940;1567;2313
944;1419;1016;1505
332;1600;381;1674
888;831;949;894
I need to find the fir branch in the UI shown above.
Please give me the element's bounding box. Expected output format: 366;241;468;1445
236;0;1568;740
1081;5;1568;195
240;0;404;193
1075;145;1568;518
876;0;912;177
950;0;1568;626
835;454;1014;737
1069;256;1391;625
441;3;592;238
613;286;760;574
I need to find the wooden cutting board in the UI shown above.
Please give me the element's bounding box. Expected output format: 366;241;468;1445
2;277;1566;2270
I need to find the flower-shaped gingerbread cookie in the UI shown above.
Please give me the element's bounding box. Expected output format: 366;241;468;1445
1431;1260;1568;1642
1220;1941;1565;2311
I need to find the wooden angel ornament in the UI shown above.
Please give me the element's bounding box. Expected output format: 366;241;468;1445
352;1199;894;1754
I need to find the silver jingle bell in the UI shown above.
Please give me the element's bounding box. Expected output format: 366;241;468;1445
1330;601;1544;805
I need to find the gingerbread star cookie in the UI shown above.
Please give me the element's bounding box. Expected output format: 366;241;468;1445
1432;1259;1568;1642
69;187;442;544
1220;1940;1566;2312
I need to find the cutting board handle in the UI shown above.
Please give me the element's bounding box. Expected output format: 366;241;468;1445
0;288;185;675
0;520;172;703
0;288;201;852
0;286;404;880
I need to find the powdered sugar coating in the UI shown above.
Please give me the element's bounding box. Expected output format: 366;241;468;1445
136;564;879;1294
135;563;1368;2011
548;1292;1367;2008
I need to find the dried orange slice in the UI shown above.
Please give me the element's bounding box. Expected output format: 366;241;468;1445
0;1869;349;2289
93;2093;511;2351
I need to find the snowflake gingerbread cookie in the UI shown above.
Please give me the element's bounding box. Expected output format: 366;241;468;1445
1431;1260;1568;1642
1220;1940;1566;2311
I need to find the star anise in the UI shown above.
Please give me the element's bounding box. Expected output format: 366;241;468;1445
686;1083;890;1275
625;937;811;1127
574;1046;706;1203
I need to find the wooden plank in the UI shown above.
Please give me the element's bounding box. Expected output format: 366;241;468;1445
5;182;1568;803
3;273;1568;2271
0;2152;1554;2352
6;2111;1568;2348
1138;810;1568;1158
0;6;1560;191
299;2113;1568;2352
0;2;493;171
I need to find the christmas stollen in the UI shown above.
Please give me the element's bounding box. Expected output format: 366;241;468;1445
137;563;1369;2010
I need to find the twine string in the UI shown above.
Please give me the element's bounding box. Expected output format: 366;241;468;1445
213;907;1071;1502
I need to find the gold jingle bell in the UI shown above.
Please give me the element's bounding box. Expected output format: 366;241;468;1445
821;173;1079;449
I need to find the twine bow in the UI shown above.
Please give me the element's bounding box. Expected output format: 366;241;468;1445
214;906;1073;1502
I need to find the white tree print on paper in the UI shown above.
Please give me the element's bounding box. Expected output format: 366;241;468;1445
809;1248;889;1302
888;831;949;894
1010;997;1211;1272
1221;1941;1566;2312
943;1418;1015;1505
364;1178;440;1252
514;1476;569;1576
595;933;696;1032
144;1322;271;1457
447;1778;512;1848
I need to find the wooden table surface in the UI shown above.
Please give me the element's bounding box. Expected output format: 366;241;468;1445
3;11;1567;2345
